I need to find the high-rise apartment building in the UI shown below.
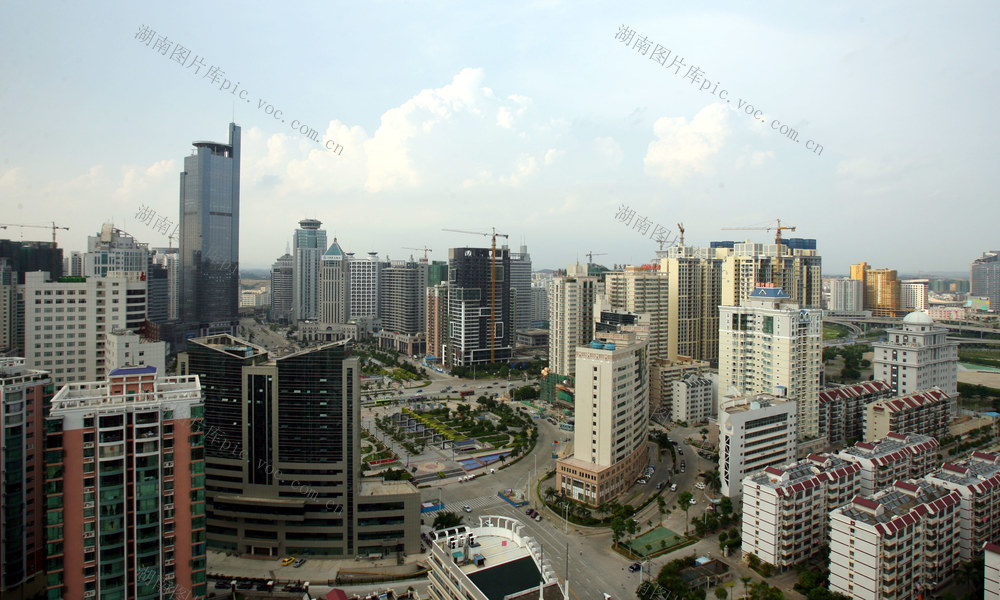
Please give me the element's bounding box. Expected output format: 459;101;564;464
972;251;1000;311
721;240;823;309
873;312;959;397
900;279;929;311
605;265;670;359
378;259;428;355
506;245;532;334
925;451;1000;561
865;387;952;442
650;356;711;419
828;277;863;312
529;285;548;324
663;245;726;363
818;380;894;447
719;393;798;497
179;335;419;557
269;250;293;323
986;543;1000;599
829;480;961;600
837;432;940;495
0;358;52;598
741;453;861;569
851;262;902;317
65;251;84;277
671;374;713;423
179;122;241;338
547;263;603;379
151;248;180;321
425;283;449;362
23;271;148;386
85;223;151;278
447;247;512;367
0;261;16;355
0;239;64;283
719;286;823;440
44;366;206;600
555;328;649;506
291;219;327;323
347;252;382;320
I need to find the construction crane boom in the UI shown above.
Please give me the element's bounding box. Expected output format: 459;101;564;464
0;222;70;276
584;251;607;264
676;223;685;246
442;227;509;363
402;246;433;261
721;218;796;246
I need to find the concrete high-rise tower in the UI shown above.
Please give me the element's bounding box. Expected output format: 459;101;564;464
269;249;293;322
547;262;603;378
718;286;823;441
292;219;327;323
447;247;512;367
179;122;241;337
972;251;1000;310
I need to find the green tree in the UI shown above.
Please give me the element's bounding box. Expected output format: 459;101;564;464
432;512;463;530
714;587;728;600
610;516;625;548
656;495;667;526
678;491;693;535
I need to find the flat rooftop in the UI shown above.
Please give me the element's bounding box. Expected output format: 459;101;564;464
467;555;542;600
359;479;418;497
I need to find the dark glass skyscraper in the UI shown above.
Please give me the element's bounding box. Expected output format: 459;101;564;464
179;123;241;337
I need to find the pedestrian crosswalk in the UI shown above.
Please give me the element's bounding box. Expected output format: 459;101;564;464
447;494;504;511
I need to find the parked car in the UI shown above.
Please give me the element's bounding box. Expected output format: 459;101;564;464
670;483;678;492
689;499;697;505
463;505;472;513
280;556;295;566
695;482;706;489
534;514;542;521
292;558;306;568
236;580;254;590
215;581;233;590
656;482;664;490
628;562;642;573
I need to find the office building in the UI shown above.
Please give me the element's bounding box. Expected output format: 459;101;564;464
179;335;419;557
378;259;428;355
530;286;548;325
179;122;241;338
851;262;903;317
292;219;327;323
719;286;823;441
347;252;382;320
972;251;1000;311
506;244;532;334
741;453;861;570
151;248;180;321
425;517;563;600
986;542;1000;600
873;312;959;397
319;239;348;324
105;329;166;372
23;271;148;386
556;328;649;506
838;432;940;495
818;380;894;447
447;247;512;367
84;223;151;278
925;452;1000;561
719;393;798;498
0;358;52;598
44;366;206;600
65;250;84;277
650;356;711;419
671;374;714;423
829;277;863;312
828;480;961;600
270;250;293;322
547;263;603;378
900;279;929;311
865;387;952;442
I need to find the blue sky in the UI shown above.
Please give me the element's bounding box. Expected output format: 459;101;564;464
2;1;997;274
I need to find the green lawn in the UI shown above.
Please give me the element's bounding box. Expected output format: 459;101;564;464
823;323;850;340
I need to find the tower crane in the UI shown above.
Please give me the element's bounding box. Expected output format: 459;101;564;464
0;222;70;276
676;223;685;246
721;219;796;246
585;251;607;264
442;227;509;363
402;246;433;262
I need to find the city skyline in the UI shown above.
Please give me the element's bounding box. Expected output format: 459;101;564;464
2;2;998;274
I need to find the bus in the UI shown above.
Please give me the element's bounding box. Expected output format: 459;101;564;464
459;390;475;397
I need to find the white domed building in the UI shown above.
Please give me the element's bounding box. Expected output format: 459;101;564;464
872;312;959;397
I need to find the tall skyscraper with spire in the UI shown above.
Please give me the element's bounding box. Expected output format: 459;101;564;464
179;122;241;338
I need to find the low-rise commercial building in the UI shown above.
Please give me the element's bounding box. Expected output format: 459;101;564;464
865;387;952;442
829;480;961;600
838;433;940;495
719;393;798;498
741;453;861;569
426;516;563;600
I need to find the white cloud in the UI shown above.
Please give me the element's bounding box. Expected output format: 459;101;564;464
644;103;731;183
544;148;564;165
593;137;624;168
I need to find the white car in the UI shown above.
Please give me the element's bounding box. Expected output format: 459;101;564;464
463;505;472;512
695;482;706;489
689;499;697;505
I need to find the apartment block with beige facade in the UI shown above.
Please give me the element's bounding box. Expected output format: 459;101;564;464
556;333;649;506
547;264;603;379
925;451;1000;561
650;355;710;419
819;380;894;448
837;432;940;495
741;453;861;570
829;480;961;600
864;386;952;442
873;311;959;397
